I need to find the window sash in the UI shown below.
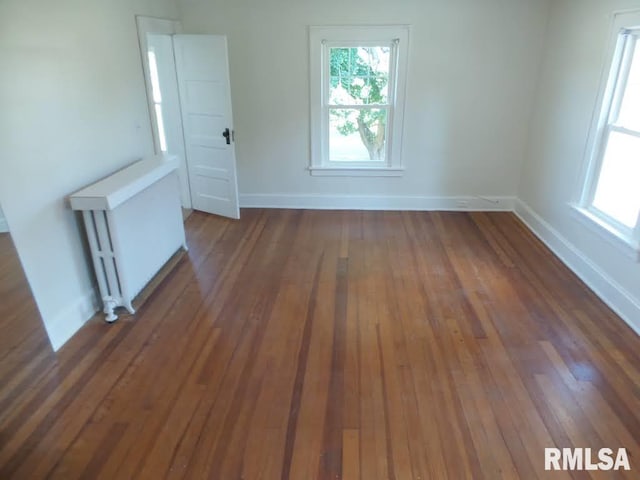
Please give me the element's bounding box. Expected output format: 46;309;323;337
606;32;636;126
324;108;392;165
588;126;639;234
321;41;398;166
609;124;640;138
328;104;391;110
324;105;391;164
323;42;398;107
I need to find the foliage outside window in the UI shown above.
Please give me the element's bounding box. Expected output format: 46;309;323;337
329;46;390;162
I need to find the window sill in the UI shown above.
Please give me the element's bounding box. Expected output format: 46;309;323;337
308;166;405;177
569;204;639;262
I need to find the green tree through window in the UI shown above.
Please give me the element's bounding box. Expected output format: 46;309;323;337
329;47;390;161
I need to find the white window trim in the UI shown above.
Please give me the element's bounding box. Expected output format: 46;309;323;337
576;9;640;260
309;25;409;176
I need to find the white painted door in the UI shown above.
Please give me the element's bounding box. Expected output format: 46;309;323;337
174;35;240;219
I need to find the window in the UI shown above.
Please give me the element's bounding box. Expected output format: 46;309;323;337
147;49;168;152
309;26;409;176
579;13;640;254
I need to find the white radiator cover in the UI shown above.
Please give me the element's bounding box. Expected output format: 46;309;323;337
70;155;187;321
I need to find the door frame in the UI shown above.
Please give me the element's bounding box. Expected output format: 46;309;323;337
136;16;192;209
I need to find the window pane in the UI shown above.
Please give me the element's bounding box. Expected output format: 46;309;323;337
147;50;163;104
329;47;390;106
154;103;168;152
593;131;640;227
329;108;387;162
617;39;640;131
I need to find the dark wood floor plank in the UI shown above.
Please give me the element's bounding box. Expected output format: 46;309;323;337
1;211;640;479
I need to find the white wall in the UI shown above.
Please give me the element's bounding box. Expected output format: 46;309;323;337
0;0;179;349
0;205;8;233
517;0;640;330
178;0;550;208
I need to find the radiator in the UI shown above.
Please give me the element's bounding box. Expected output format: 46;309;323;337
70;154;187;322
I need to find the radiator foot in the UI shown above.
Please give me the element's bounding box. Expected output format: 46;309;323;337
103;297;118;323
124;301;135;315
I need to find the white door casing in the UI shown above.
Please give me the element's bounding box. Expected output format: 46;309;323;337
174;35;240;219
136;17;192;209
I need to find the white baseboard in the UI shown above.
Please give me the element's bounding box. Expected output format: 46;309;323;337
240;194;516;211
44;288;99;351
514;199;640;335
0;217;8;233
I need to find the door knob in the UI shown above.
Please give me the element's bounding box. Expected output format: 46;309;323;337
222;128;231;145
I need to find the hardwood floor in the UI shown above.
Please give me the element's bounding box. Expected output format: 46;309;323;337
0;233;52;419
1;210;639;479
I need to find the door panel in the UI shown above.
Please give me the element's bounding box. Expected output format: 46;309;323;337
174;35;240;219
185;114;226;142
184;82;225;111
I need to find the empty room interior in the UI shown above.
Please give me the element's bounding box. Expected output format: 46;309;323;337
2;0;640;478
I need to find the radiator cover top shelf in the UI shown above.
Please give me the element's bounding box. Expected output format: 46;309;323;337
70;154;181;211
